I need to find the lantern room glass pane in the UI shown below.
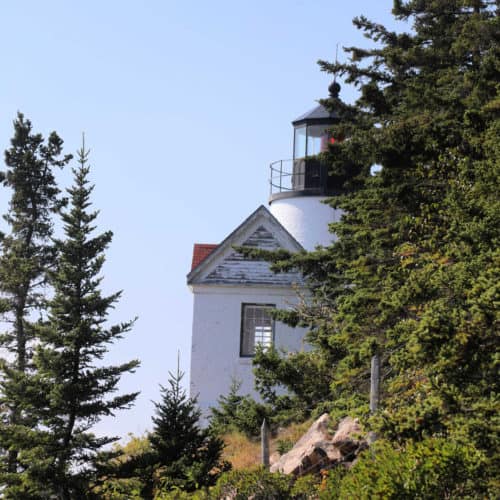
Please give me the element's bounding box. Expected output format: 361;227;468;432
307;124;330;156
294;125;307;159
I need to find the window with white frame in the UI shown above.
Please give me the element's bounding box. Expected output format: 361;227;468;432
240;303;275;357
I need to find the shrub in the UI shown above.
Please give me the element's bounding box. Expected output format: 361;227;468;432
290;474;322;499
154;487;211;499
92;434;153;499
338;438;487;499
276;438;294;455
318;466;347;499
211;468;294;500
94;477;144;500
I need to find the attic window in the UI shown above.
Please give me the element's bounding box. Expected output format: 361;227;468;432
240;304;275;357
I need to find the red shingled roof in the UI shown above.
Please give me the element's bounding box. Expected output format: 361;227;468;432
191;243;218;271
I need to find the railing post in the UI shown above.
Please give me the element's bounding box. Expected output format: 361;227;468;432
320;158;326;193
261;418;270;469
269;164;272;197
279;161;283;192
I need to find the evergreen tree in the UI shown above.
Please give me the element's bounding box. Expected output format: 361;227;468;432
209;378;245;434
149;360;228;495
209;378;272;437
0;113;72;479
3;142;140;498
252;0;498;491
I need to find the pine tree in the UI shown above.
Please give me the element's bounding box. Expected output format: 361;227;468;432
209;378;272;436
149;360;227;495
209;378;245;434
252;0;499;490
0;113;72;480
4;142;140;498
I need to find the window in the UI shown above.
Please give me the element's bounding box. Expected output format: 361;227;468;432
306;124;329;156
240;303;275;357
293;125;307;159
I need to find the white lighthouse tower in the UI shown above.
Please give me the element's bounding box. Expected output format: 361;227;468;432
269;82;343;250
188;84;343;418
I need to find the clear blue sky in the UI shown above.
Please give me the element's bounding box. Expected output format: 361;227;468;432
0;1;404;439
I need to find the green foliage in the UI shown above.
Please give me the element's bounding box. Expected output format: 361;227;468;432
206;438;492;499
338;438;489;499
149;362;229;495
253;346;336;425
317;467;347;500
290;473;322;499
2;143;140;498
93;435;153;499
95;368;229;499
94;477;144;500
209;379;272;438
0;113;72;482
209;378;245;433
211;468;294;500
154;487;211;499
250;0;499;485
211;468;335;500
276;439;294;456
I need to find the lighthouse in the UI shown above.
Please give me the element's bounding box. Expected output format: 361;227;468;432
269;82;343;250
188;85;341;418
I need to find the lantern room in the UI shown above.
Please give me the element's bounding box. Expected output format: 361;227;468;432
270;82;341;200
292;105;338;160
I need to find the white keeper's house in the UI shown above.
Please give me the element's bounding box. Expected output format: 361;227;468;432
187;83;344;417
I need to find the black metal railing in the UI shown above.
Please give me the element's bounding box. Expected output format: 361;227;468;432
270;158;329;197
269;159;294;194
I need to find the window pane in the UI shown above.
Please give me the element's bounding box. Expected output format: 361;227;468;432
294;125;307;159
307;125;330;156
255;325;272;349
240;304;275;357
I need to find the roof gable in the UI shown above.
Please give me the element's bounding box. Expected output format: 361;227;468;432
187;205;303;286
242;225;281;249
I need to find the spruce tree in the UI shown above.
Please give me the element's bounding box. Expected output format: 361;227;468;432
252;0;498;491
209;378;272;436
149;360;227;494
5;142;140;498
0;113;72;480
209;378;245;434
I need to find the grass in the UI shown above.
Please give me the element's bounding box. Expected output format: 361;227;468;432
221;419;313;470
221;431;262;469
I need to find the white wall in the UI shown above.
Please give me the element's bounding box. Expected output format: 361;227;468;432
190;284;307;418
269;196;342;250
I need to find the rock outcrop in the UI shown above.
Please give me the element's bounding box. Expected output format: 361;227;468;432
270;414;366;476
